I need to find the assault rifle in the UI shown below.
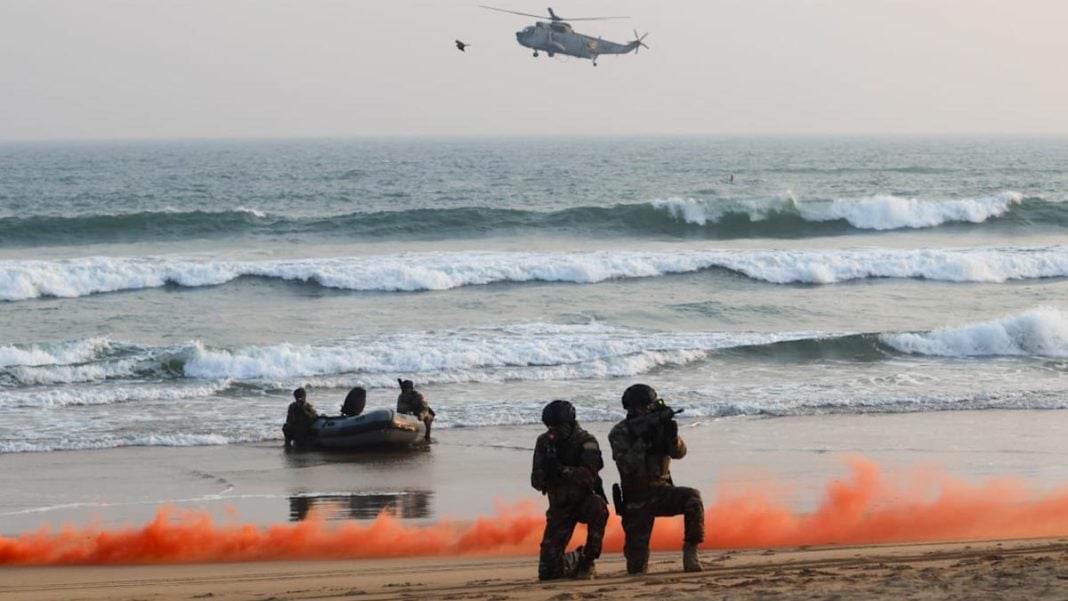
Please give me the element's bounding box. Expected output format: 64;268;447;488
540;432;564;477
628;401;684;451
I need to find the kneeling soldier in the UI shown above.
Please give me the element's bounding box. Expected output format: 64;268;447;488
609;384;705;574
531;400;609;580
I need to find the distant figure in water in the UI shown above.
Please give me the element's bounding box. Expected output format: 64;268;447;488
397;379;435;442
729;173;735;184
455;40;469;52
340;386;367;417
283;387;320;448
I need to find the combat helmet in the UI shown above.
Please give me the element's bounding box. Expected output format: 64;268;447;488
541;399;576;427
621;383;658;411
293;387;307;401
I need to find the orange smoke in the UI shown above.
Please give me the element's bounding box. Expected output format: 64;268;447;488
5;457;1068;566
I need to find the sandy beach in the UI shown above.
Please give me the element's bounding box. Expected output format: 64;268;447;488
6;411;1068;598
5;537;1068;601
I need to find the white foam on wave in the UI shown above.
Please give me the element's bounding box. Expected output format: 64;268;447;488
0;433;238;454
288;348;715;393
3;245;1067;301
802;192;1024;230
882;308;1068;358
0;337;111;368
5;356;147;386
234;206;267;218
652;194;798;225
184;326;813;382
0;381;230;409
652;191;1025;230
0;327;818;389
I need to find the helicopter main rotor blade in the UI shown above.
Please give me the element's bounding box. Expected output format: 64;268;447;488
479;5;628;21
556;16;630;21
479;5;552;19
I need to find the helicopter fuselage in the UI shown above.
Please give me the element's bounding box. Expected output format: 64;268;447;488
515;21;638;65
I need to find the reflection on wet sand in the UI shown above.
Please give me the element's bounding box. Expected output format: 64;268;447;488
289;490;433;521
281;446;431;468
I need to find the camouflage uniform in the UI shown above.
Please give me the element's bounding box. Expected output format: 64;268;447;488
397;385;434;441
283;399;319;447
608;416;704;574
396;389;432;421
531;424;609;580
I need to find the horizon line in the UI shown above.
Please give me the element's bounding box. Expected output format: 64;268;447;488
4;131;1068;145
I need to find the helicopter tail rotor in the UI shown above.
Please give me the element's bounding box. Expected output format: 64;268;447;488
632;30;649;54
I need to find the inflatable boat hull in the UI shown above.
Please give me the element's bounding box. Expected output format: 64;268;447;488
308;408;426;450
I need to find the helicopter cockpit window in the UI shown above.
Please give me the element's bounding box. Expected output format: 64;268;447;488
550;23;569;33
522;26;535;35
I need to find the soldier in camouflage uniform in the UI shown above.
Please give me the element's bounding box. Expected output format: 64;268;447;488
531;400;609;580
608;384;704;574
283;387;320;448
396;379;435;441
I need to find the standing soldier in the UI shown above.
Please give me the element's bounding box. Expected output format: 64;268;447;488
608;384;704;574
531;400;609;580
396;379;435;442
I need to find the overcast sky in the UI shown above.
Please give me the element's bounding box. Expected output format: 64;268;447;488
2;0;1066;140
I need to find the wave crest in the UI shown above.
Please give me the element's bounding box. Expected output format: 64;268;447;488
882;308;1068;358
1;192;1059;247
3;246;1067;301
652;191;1025;231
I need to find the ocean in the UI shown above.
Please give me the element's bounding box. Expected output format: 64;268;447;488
2;135;1067;458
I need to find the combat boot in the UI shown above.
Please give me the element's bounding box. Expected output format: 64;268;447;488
561;546;583;578
682;542;703;572
575;558;596;580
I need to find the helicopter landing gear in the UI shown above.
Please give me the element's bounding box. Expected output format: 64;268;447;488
533;50;539;57
547;51;554;57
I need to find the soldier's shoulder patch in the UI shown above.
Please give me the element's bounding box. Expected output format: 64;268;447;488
582;440;599;450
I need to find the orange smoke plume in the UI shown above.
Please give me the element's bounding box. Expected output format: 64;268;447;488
5;457;1068;566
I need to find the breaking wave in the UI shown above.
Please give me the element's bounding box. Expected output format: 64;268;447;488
652;191;1031;231
3;245;1067;301
882;307;1068;358
4;311;1068;452
3;310;1065;393
0;325;819;390
0;337;112;368
0;192;1059;246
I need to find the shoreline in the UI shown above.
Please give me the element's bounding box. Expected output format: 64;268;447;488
5;410;1068;535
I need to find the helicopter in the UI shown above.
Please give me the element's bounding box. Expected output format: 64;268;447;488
480;6;648;66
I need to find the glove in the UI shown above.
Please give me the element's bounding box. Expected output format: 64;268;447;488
663;419;678;440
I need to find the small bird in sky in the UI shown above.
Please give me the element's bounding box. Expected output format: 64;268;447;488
455;40;469;52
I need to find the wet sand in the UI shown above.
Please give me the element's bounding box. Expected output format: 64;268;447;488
5;538;1068;601
5;410;1068;534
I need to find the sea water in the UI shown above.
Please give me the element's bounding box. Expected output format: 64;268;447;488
1;136;1067;454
